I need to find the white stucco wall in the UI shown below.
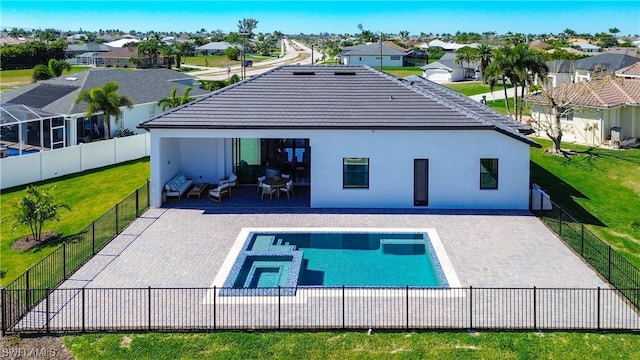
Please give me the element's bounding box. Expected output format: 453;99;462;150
308;129;530;209
342;55;403;67
149;128;532;209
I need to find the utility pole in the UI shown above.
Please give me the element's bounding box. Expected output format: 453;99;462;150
379;31;383;70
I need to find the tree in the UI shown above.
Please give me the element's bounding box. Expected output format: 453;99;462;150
238;18;259;36
609;27;620;36
160;44;181;69
48;58;71;77
158;86;195;110
136;38;162;67
75;81;134;140
485;46;516;117
476;44;493;84
225;46;240;60
399;30;409;40
14;186;70;242
32;64;53;82
455;46;477;79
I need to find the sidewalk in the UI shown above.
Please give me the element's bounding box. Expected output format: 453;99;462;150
468;86;516;102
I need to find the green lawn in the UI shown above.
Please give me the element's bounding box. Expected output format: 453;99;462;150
0;66;90;91
63;331;640;360
382;66;423;78
443;81;512;96
183;54;277;67
486;98;516;115
0;157;150;286
530;138;640;268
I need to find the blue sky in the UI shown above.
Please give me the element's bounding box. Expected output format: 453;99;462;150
1;1;639;36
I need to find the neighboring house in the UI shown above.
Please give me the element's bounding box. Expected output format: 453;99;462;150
543;52;640;87
529;40;552;52
0;104;65;155
1;68;210;147
526;77;640;147
195;41;241;55
427;39;480;51
104;38;140;48
139;65;539;210
340;42;408;67
571;42;602;53
73;52;100;66
421;52;481;83
616;62;640;78
66;43;114;57
93;47;140;68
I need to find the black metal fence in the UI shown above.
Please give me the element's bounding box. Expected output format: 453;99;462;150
531;191;640;309
2;182;149;334
2;286;639;334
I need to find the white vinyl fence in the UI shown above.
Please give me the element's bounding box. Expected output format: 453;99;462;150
1;134;150;190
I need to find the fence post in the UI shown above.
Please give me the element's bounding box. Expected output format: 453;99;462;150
342;285;345;329
45;288;50;334
115;204;120;235
608;246;612;282
469;286;473;330
148;286;152;331
405;285;409;330
213;286;217;330
278;286;281;330
597;287;601;331
558;210;562;236
1;288;6;336
580;224;584;256
63;242;67;280
92;221;96;256
25;268;31;308
533;286;537;330
135;188;140;217
81;288;85;333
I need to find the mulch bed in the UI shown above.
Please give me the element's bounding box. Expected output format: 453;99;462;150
11;232;61;252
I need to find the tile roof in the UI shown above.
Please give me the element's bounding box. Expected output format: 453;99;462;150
1;68;209;115
140;65;539;147
616;62;640;78
525;76;640;108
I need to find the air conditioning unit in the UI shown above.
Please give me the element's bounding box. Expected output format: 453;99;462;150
611;127;622;142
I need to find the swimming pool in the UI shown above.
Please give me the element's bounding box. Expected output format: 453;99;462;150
219;228;459;296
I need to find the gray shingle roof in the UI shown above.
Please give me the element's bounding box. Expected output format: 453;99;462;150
575;53;640;71
341;43;407;56
140;65;539;147
422;52;480;71
1;68;210;115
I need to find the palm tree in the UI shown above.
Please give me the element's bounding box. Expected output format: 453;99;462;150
158;87;194;110
160;45;180;69
75;81;133;140
476;44;493;83
455;47;477;80
485;46;515;117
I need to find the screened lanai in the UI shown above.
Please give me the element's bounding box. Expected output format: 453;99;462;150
0;103;66;157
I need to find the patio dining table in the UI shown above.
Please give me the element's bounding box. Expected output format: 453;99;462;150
263;176;288;198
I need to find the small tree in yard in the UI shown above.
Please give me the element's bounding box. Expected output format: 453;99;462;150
14;186;70;242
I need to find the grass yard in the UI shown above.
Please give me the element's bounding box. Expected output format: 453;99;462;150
382;66;423;78
443;81;512;96
530;138;640;268
0;66;91;91
486;98;517;115
0;157;150;286
183;54;277;68
63;331;640;360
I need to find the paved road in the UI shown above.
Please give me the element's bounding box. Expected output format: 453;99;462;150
192;39;322;81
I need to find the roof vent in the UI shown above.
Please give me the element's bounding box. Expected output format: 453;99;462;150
65;77;78;81
334;72;356;76
293;71;315;76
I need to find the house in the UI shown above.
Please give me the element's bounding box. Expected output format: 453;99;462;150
195;41;242;55
616;62;640;78
65;43;114;57
426;39;480;52
339;42;408;67
421;52;481;83
138;65;539;210
571;42;602;53
104;38;141;48
526;76;640;147
543;52;640;87
1;68;210;148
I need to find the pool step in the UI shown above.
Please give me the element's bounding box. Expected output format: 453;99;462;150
252;236;297;251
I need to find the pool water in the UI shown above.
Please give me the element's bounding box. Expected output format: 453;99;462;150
224;232;448;292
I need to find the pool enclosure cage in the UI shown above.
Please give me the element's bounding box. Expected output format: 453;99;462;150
0;103;66;157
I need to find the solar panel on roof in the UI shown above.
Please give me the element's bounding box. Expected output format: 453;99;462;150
10;84;78;109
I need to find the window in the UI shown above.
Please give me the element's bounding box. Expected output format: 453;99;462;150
558;107;573;121
480;158;498;189
390;56;400;60
343;157;369;188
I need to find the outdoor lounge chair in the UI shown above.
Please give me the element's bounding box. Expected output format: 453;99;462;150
209;183;230;202
256;176;266;193
219;173;238;188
